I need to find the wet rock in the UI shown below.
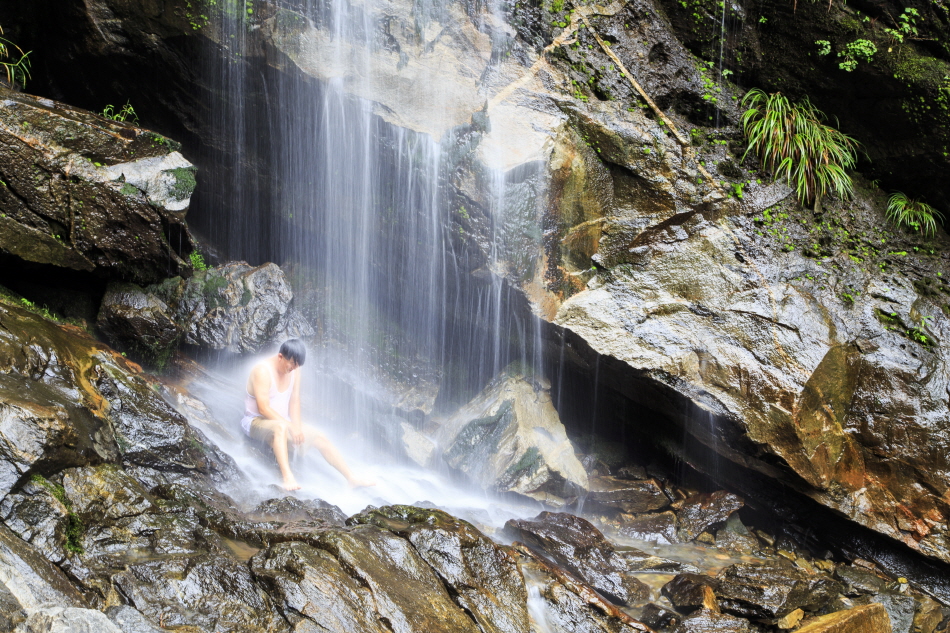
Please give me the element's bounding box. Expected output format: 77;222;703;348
617;511;680;545
713;514;760;553
716;561;842;619
505;511;648;605
252;496;347;527
0;86;195;283
661;574;719;612
95;284;181;366
674;492;744;542
62;465;156;521
795;603;891;633
914;597;944;633
588;477;670;514
368;415;438;468
438;369;588;505
1;477;72;564
671;609;751;633
351;505;530;633
15;607;122;633
620;549;701;574
777;608;805;629
315;525;482;633
871;592;918;633
100;262;313;355
834;564;890;596
0;375;100;499
0;524;86;610
251;541;387;633
153;484;345;548
113;553;288;632
516;545;653;633
638;603;680;630
103;605;165;633
0;298;232;482
0;582;27;631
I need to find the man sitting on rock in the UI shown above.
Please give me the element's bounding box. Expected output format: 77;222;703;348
241;339;374;491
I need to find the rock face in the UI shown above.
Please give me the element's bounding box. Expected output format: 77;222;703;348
98;261;314;358
438;369;589;505
0;85;196;283
506;512;649;606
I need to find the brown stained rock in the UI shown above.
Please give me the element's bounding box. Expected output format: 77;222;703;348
316;525;482;633
350;506;530;633
618;511;680;544
588;476;671;513
795;603;892;633
505;512;649;605
0;86;196;283
914;597;944;633
674;491;744;542
62;464;156;522
0;300;233;480
0;376;102;499
777;608;804;629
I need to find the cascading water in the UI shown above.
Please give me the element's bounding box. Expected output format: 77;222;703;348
190;0;550;517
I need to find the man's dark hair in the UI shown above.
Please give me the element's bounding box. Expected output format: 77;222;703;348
279;339;306;367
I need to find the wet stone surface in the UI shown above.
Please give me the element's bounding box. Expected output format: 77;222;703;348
505;511;649;605
716;560;843;619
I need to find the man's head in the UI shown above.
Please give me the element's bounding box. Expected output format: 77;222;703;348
278;338;306;369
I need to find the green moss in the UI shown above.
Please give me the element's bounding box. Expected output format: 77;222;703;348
143;132;182;153
502;446;542;481
202;273;229;309
893;56;950;87
119;182;139;197
166;167;197;201
30;474;84;554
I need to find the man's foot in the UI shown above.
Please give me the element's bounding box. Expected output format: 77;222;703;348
281;476;301;491
347;477;376;489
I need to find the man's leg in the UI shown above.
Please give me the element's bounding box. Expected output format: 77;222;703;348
249;417;300;491
301;425;375;488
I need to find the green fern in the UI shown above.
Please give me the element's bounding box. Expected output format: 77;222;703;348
0;26;31;88
741;89;858;207
886;192;944;236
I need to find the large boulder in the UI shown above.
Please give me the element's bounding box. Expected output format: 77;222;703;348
313;525;483;633
437;369;588;505
98;261;314;357
351;506;531;633
0;85;196;283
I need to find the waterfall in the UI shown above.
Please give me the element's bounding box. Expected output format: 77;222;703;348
192;0;549;511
